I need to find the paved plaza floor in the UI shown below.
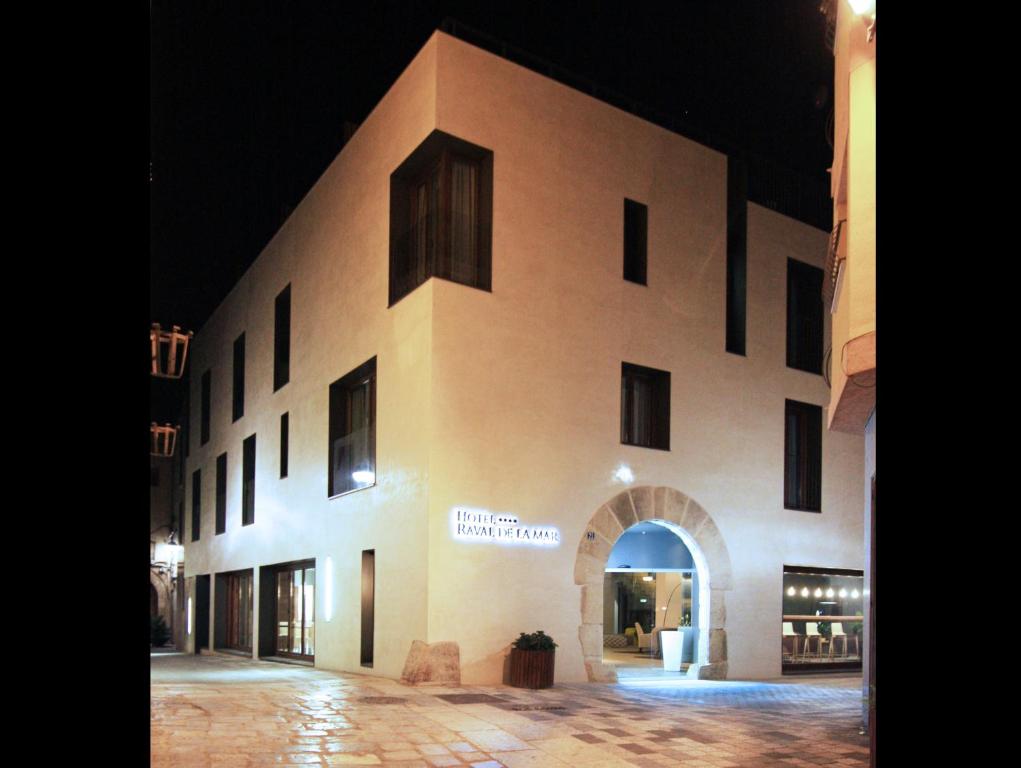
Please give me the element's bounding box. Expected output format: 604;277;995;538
150;652;869;768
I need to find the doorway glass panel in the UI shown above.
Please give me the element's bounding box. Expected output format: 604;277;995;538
303;568;315;656
275;562;315;661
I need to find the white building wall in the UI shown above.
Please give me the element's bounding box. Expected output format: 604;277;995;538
426;35;863;682
183;31;864;685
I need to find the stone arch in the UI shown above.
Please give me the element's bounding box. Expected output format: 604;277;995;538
574;486;733;682
150;568;173;628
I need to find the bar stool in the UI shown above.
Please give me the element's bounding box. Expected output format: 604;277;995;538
804;622;826;659
782;622;801;662
828;622;848;658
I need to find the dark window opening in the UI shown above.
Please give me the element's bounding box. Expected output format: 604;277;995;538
623;198;648;285
621;362;670;450
784;399;822;512
215;452;227;534
233;333;245;422
329;357;376;497
726;156;747;355
361;550;375;667
280;413;289;479
389;130;493;306
191;469;201;542
274;285;291;392
200;369;211;445
242;434;256;526
787;259;824;374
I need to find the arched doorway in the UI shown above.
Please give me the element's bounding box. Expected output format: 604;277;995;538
574;486;732;682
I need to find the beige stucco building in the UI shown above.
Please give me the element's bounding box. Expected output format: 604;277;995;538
180;31;864;685
824;0;876;738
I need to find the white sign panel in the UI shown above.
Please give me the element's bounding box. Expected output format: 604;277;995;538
451;507;560;547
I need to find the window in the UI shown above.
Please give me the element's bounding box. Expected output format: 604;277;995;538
329;357;376;497
784;399;822;511
621;362;670;450
200;369;211;445
217;570;253;653
726;156;747;355
781;566;863;673
361;550;375;667
274;285;291;391
389;130;493;305
242;434;255;526
215;452;227;534
787;259;824;373
191;469;201;542
280;413;289;479
623;199;647;285
233;333;245;422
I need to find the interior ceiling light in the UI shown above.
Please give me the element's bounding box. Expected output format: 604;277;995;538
826;588;835;598
852;589;860;598
787;587;796;596
839;588;848;598
642;575;654;581
801;587;810;597
814;588;823;598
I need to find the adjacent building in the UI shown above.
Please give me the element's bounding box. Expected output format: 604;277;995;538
823;0;876;741
180;30;864;685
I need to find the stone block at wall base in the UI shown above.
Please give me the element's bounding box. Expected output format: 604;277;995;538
400;640;461;686
584;660;618;683
696;662;728;680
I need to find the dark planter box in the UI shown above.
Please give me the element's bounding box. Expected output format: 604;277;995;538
508;648;555;689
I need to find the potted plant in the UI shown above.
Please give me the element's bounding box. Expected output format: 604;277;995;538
508;630;557;689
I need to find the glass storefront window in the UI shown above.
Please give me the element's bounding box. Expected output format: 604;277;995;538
782;566;864;672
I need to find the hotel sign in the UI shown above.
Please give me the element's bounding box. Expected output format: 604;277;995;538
452;507;560;547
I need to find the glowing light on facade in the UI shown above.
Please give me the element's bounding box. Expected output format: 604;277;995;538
613;465;635;484
324;557;334;622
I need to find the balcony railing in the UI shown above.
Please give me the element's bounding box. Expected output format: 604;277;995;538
151;423;179;457
151;323;194;379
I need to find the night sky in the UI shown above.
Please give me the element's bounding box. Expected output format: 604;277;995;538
150;0;834;423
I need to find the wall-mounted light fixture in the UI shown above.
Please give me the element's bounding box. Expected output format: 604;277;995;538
847;0;876;42
324;557;334;622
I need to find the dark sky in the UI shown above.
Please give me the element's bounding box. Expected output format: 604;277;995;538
150;0;834;422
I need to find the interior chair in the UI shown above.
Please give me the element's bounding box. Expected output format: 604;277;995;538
804;622;825;659
782;621;801;662
828;622;848;658
634;622;652;654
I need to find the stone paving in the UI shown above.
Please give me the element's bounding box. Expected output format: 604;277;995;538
151;653;869;768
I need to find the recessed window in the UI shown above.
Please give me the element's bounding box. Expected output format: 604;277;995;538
280;413;289;479
621;362;670;450
726;156;747;356
274;285;291;392
242;434;255;526
623;199;647;285
200;369;211;445
389;130;493;306
215;452;227;534
787;259;824;374
233;333;246;422
329;357;376;497
191;469;201;543
784;399;822;512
